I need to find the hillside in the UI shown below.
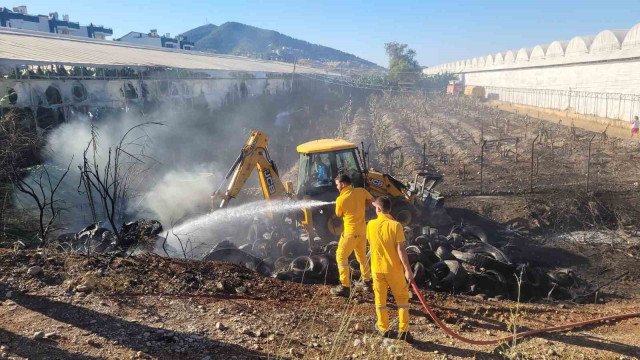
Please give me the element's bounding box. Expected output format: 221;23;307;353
181;23;217;44
182;22;380;68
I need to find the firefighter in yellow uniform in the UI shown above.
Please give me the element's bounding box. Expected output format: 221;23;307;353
367;196;414;343
330;174;373;296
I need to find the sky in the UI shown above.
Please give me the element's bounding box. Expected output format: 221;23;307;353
11;0;640;67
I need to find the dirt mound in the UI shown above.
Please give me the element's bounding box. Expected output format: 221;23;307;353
0;249;315;301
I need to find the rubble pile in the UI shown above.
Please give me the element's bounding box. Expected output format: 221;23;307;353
56;220;163;254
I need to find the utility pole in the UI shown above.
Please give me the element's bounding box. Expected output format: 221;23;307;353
290;58;297;94
480;140;487;195
530;134;540;193
586;134;596;193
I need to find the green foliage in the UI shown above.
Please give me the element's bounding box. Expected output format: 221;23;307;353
352;73;390;88
385;42;422;85
420;72;458;90
382;42;457;90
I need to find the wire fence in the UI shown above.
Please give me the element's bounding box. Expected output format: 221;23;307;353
411;96;640;208
483;86;640;122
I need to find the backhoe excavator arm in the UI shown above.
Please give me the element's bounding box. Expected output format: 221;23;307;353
212;130;289;211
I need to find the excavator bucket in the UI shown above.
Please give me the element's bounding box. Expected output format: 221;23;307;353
410;172;453;227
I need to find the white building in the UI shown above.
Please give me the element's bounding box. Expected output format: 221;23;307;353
117;29;194;50
0;6;112;39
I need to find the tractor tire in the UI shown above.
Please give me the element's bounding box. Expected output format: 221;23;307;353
391;201;416;227
313;210;342;242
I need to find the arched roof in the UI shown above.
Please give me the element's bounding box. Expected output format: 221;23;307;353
590;29;627;53
494;52;504;65
485;54;494;66
504;50;516;64
429;23;640;72
516;48;532;62
566;35;595;56
622;22;640;49
546;40;569;58
530;45;548;61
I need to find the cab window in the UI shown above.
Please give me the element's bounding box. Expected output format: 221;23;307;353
336;150;363;187
297;149;363;196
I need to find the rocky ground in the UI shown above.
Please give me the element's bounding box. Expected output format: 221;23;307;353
1;248;639;360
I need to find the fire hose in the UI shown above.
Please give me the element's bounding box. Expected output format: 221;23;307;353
410;281;640;346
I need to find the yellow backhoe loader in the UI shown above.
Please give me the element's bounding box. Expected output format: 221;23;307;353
211;130;448;241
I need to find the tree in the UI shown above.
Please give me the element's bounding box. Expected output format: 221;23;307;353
78;122;162;247
421;72;458;91
11;162;72;246
1;109;70;246
384;42;422;85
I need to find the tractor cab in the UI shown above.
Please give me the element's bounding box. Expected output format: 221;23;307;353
295;139;367;239
296;139;365;201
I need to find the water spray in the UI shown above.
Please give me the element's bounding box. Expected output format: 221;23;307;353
163;199;334;256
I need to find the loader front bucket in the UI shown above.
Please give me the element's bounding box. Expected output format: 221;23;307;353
420;190;453;227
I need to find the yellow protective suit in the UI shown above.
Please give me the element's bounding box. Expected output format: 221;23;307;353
335;185;372;287
367;213;410;332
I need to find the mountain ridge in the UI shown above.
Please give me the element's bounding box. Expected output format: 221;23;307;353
182;22;380;68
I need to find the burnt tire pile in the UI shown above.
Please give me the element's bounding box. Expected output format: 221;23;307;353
204;238;339;284
403;224;586;302
56;220;163;254
204;224;589;302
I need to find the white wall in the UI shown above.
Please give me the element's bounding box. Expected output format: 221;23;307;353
425;59;640;121
464;60;640;94
5;19;40;31
70;27;89;37
119;33;162;47
37;16;50;32
458;61;640;121
424;22;640;121
2;77;288;127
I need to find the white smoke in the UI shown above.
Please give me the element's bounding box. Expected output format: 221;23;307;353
26;109;229;231
135;168;221;225
14;86;344;239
